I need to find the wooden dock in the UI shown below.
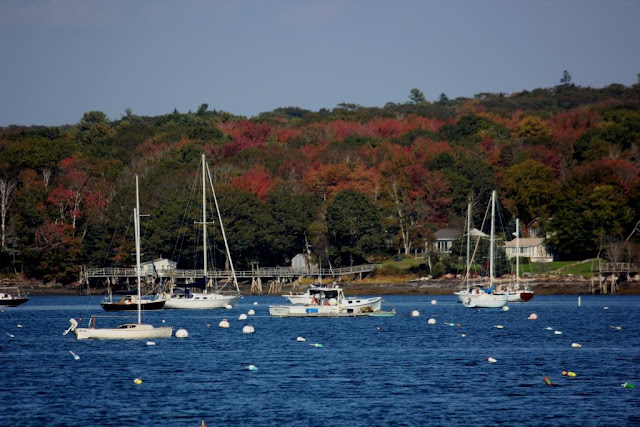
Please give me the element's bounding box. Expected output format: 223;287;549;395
80;264;376;295
590;262;637;294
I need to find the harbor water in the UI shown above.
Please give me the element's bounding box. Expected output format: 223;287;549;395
1;295;639;426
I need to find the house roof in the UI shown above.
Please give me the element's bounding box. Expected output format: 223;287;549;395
435;228;488;240
504;237;544;248
434;228;461;240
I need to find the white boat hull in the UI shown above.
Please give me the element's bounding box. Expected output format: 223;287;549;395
270;297;382;317
74;323;173;340
461;292;508;308
164;293;239;309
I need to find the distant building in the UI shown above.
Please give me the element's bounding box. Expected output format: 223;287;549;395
140;258;177;276
504;238;553;263
433;228;488;254
291;254;318;270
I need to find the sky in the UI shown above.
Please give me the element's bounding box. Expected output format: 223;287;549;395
1;0;639;126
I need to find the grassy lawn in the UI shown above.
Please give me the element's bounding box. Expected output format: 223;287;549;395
519;260;596;277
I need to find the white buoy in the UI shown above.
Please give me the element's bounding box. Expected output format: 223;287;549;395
242;325;255;334
411;310;420;317
296;336;306;342
431;300;437;305
571;343;582;348
146;341;156;346
545;327;553;330
246;364;258;371
253;302;258;306
528;313;538;320
17;324;23;328
603;306;609;310
224;304;233;309
578;296;581;307
427;318;436;325
461;333;467;338
218;319;230;328
554;330;563;335
501;306;509;312
248;309;255;316
238;313;248;320
487;357;497;363
175;329;189;338
494;325;504;329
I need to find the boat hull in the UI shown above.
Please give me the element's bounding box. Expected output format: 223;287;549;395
461;292;508;308
0;297;29;307
101;300;166;311
164;293;239;309
74;324;173;340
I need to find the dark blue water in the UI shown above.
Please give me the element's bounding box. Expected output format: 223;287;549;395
1;295;638;426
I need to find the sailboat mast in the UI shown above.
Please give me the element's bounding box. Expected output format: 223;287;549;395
516;218;520;284
489;190;496;286
135;175;142;325
205;161;241;293
202;154;208;284
466;203;472;291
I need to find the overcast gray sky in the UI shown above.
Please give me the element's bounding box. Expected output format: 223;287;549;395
1;0;639;126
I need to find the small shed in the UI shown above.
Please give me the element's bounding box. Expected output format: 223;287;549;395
140;258;177;276
291;254;317;270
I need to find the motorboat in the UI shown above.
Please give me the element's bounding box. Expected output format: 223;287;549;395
282;283;340;305
0;287;29;307
270;285;384;317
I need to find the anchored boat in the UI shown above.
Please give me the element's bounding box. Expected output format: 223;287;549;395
0;287;29;307
270;284;389;317
68;175;172;340
163;154;240;310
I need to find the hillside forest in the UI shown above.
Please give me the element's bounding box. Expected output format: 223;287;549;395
1;75;640;285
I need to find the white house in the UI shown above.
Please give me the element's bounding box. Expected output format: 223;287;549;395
433;228;488;254
504;238;553;263
140;258;177;276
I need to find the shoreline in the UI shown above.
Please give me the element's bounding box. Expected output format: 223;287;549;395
10;279;640;296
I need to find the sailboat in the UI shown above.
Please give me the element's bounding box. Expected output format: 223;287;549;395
496;218;535;303
68;176;173;340
457;191;508;309
164;154;240;309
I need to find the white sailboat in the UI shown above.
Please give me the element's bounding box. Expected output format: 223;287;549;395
69;176;173;340
459;191;508;309
164;154;240;309
496;218;534;302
